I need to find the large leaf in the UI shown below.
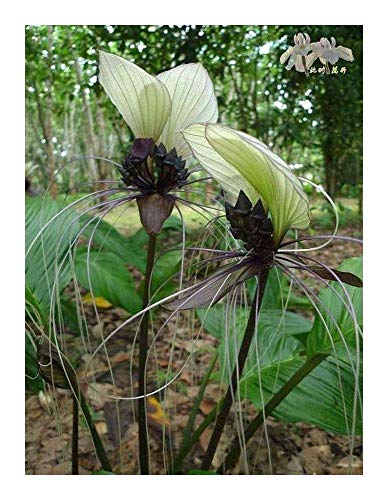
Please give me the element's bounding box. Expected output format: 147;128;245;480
241;257;363;435
243;354;362;436
150;249;183;300
74;248;142;314
25;196;80;313
197;304;311;380
79;214;147;273
307;257;363;356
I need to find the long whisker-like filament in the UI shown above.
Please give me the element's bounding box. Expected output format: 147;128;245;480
279;234;363;250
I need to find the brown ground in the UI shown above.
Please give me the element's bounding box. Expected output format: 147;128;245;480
26;224;363;475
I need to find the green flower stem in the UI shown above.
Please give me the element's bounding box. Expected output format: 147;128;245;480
217;352;329;474
138;234;157;475
201;269;269;470
174;405;219;470
79;392;112;472
172;352;218;472
72;392;79;474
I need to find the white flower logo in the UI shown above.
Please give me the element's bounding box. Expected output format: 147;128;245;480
280;32;312;72
306;37;354;67
280;33;354;74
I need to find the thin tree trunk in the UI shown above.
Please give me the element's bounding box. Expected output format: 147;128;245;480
45;25;57;198
96;94;110;185
30;25;58;198
74;58;99;184
228;65;248;132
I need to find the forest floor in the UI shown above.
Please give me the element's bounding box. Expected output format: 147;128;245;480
25;217;363;475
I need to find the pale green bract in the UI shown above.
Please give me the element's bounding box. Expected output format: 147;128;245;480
182;123;310;245
99;51;218;158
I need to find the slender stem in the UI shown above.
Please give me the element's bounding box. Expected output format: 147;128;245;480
172;352;218;472
217;352;329;474
79;392;112;472
174;405;219;470
38;341;111;472
72;392;79;475
201;269;269;470
138;234;157;475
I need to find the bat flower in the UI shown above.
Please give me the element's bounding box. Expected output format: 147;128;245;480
167;124;362;310
306;37;354;68
280;32;312;72
99;51;218;234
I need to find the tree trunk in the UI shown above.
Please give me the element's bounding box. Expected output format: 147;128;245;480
31;25;58;198
96;94;110;185
74;58;99;184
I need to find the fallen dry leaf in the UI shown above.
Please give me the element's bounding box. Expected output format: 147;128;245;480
147;397;169;427
199;398;216;416
83;293;113;309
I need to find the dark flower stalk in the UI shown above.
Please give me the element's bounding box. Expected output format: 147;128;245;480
119;137;199;473
200;191;274;469
137;234;157;475
72;392;79;474
201;272;269;469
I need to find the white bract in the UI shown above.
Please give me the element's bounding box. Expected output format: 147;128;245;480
99;51;218;158
182;123;310;246
307;37;354;67
280;33;311;72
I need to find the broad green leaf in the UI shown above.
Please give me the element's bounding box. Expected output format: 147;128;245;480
241;258;363;436
25;196;80;313
243;354;362;435
161;214;183;232
79;214;147;273
60;296;82;334
74;248;142;314
197;304;311;380
158;63;218;157
25;284;46;328
307;257;363;356
99;51;171;141
183;124;310;245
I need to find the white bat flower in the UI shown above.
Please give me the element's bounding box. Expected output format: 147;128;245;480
307;37;354;68
280;33;312;72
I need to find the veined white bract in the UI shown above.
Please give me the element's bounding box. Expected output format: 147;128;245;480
182;123;310;246
99;51;218;159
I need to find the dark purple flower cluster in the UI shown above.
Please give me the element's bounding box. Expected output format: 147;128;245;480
121;138;189;194
225;190;275;263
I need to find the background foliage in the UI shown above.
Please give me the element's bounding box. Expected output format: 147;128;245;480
25;25;362;207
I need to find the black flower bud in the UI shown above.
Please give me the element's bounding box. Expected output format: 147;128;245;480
121;138;190;235
225;190;275;263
